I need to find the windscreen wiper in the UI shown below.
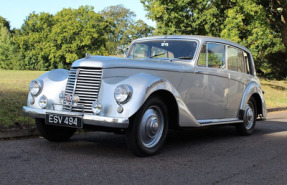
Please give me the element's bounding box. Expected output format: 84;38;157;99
176;56;193;60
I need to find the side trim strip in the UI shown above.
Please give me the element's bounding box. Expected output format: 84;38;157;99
198;118;242;126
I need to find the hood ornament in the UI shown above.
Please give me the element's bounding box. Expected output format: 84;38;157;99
85;53;91;58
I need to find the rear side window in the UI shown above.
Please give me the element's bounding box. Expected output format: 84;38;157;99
197;43;225;68
207;43;225;68
227;46;250;74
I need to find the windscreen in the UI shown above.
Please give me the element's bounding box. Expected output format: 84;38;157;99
127;40;198;60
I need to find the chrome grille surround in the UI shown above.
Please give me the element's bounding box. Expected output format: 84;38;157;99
63;67;102;113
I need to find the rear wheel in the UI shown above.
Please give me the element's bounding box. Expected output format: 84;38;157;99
35;118;76;142
125;96;168;156
236;97;257;135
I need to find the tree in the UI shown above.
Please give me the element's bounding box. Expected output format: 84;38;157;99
0;17;17;69
48;6;112;68
128;19;154;41
15;12;55;70
0;25;15;69
14;6;113;70
256;0;287;51
141;0;229;35
100;5;154;54
0;16;10;31
220;0;284;69
100;5;136;54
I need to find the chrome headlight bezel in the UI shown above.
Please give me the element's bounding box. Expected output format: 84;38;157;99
114;85;132;104
29;80;42;97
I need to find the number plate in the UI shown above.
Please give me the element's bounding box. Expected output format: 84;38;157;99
45;114;82;128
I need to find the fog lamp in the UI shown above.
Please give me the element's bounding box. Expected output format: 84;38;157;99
30;97;35;105
92;100;102;115
38;95;48;109
72;95;80;103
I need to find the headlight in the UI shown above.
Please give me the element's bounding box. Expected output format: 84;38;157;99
114;85;132;104
38;95;48;109
29;80;42;96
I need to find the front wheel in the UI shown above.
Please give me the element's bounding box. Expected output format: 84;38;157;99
236;97;257;135
125;96;169;156
35;118;76;142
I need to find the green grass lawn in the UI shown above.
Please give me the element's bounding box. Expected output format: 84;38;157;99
0;70;45;128
260;78;287;109
0;70;286;129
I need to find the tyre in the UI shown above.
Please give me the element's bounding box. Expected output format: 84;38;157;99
236;97;257;135
35;118;76;142
125;96;169;156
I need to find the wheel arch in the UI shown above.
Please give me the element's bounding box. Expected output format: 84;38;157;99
251;93;262;116
239;82;267;119
149;90;180;129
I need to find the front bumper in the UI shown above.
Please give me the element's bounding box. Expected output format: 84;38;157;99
22;106;129;128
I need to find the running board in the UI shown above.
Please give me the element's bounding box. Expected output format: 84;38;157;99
198;118;242;126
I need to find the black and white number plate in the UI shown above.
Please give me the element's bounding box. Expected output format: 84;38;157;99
46;114;82;128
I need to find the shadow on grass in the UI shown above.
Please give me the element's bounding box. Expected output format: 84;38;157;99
261;83;287;91
0;91;34;128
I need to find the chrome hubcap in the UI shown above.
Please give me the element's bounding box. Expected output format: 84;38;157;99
244;104;254;129
139;106;164;148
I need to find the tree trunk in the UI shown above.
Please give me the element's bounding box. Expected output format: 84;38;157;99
280;25;287;52
279;0;287;51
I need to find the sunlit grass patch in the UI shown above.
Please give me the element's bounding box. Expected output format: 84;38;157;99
260;78;287;109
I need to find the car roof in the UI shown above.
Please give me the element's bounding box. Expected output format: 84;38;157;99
133;35;250;53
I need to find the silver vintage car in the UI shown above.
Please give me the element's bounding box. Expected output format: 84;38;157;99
23;35;267;156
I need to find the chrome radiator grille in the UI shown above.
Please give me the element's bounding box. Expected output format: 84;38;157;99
63;67;102;113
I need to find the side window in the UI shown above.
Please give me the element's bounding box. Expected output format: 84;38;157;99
207;43;225;68
129;44;148;59
198;44;207;66
227;46;249;74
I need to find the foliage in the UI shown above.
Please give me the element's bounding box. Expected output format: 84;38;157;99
255;0;287;51
0;24;18;69
0;5;153;70
15;12;55;70
0;16;10;31
100;5;154;54
141;0;286;79
14;6;113;70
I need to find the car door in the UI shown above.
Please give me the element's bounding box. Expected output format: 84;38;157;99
180;42;229;120
225;46;253;118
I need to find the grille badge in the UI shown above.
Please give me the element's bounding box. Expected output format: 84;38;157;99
65;94;72;102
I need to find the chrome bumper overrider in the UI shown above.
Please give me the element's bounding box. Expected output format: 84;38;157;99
22;106;129;128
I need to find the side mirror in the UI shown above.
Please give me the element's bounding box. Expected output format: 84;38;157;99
124;47;129;58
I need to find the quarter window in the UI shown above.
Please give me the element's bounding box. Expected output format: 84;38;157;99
227;46;249;74
128;44;148;59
